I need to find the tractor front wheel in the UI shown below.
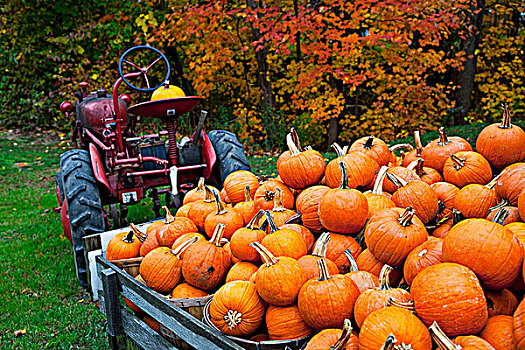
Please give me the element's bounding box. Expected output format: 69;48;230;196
60;149;105;287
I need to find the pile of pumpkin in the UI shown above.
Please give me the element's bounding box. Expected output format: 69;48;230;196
105;107;525;349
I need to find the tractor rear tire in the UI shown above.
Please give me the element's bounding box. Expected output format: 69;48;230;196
56;172;64;206
208;130;251;183
60;149;105;287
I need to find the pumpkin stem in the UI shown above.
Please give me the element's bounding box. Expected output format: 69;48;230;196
196;177;205;191
224;309;243;330
271;187;286;212
317;258;332;281
311;232;330;258
283;211;302;225
418;249;428;258
429;322;462;350
264;210;279;233
386;171;408;189
372;166;389;195
378;264;393;290
331;143;346;158
414;131;423;157
438;127;450;146
389;143;414;153
452;208;464;225
364;136;374;149
122;231;135;243
343;249;359;273
398;207;416;227
244;185;252;202
211;188;227;215
209;223;226;246
203;185;214;202
250;241;279;266
163;206;175;224
290;127;302;150
338;161;349;189
450;154;465;170
489;199;510;212
407;158;425;177
486;172;503;189
286;133;301;156
499;103;512;129
492;207;509;225
246;210;265;230
332;319;354;350
263;190;275;203
341;145;349;155
129;223;146;243
381;334;397;350
387;297;416;313
171;236;198;259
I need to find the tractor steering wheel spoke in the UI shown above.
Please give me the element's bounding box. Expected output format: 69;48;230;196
147;56;163;71
143;72;151;89
118;46;170;92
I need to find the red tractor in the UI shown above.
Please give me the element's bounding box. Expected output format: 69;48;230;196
56;46;250;286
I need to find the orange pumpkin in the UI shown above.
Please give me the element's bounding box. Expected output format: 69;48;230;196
250;241;307;306
175;203;192;218
204;188;244;240
324;233;363;274
353;265;412;328
233;185;259;225
364;206;428;267
343;249;379;293
142;316;160;334
298;259;360;329
280;224;315;253
443;151;492;188
324;144;379;189
454;180;499;219
408;158;443;185
304;319;358;350
403;237;443;286
411;263;488;337
495;163;525;206
208;281;266;336
278;133;326;189
295;185;330;233
429;322;495;350
318;161;369;234
125;275;147;316
184;177;214;205
355;248;400;285
442;218;523;289
267;187;297;227
485;289;518;318
421;127;473;173
400;130;423;167
225;261;259;283
265;304;313;341
480;315;516;350
254;179;294;210
363;166;396;218
170;232;206;259
487;206;521;225
519;189;525;221
431;181;459;219
154;207;198;247
476;103;525;169
261;211;307;260
223;170;259;204
229;210;266;262
514;297;525;349
382;166;420;194
106;226;143;260
349;135;392;167
182;223;231;291
171;282;208;299
188;186;218;232
297;232;339;280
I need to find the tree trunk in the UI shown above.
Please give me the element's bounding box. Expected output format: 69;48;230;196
452;0;485;126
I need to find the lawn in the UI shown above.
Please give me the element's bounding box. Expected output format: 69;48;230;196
0;120;522;348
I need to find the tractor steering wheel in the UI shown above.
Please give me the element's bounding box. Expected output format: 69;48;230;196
118;46;170;92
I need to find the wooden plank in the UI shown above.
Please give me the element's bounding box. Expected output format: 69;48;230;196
120;308;177;350
101;268;123;338
96;256;244;350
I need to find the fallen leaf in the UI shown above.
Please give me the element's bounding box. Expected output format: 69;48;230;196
78;299;84;303
14;328;27;337
15;162;30;168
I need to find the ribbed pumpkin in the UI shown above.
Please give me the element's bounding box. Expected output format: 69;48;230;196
454;178;499;218
324;144;379;189
125;274;147;316
182;223;231;291
358;306;432;350
233;185;259;225
170;232;206;259
175;203;192;218
267;187;296;227
432;217;454;239
365;207;428;267
411;158;443;185
184;177;215;205
476;104;525;169
381;166;420;195
224;241;240;264
429;322;495;350
106;225;143;260
250;241;307;306
304;319;358;350
495;163;525;206
208;280;266;336
265;304;313;341
363;166;396;218
480;315;516;350
421;127;473;173
513;297;525;350
297;232;339;280
278;133;326;189
254;179;294;210
431;182;459;220
276;127;301;171
261;211;307;260
324;233;363;274
142;316;160;334
171;282;208;299
353;265;412;328
280;224;315;253
442;218;523;289
225;261;259;283
298;259;360;329
295;185;330;233
487;205;521;225
507;222;525;245
343;249;379;293
229;210;266;262
443;151;492;188
154;207;198;247
401;131;424;167
223;170;259;205
388;172;439;224
187;186;217;232
403;237;443;286
485;289;518;318
411;263;488;337
519;189;525;221
139;237;197;294
318;161;369;234
140;222;162;257
204;188;244;240
350;135;392;167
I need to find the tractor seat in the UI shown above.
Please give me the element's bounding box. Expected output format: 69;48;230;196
128;96;204;120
